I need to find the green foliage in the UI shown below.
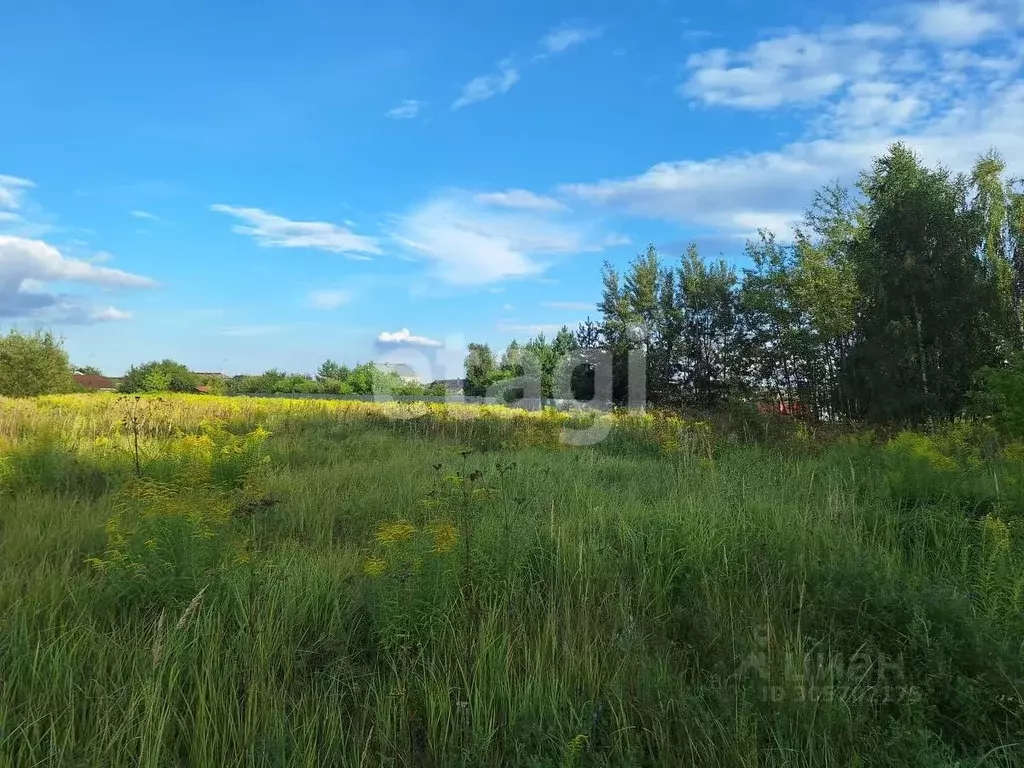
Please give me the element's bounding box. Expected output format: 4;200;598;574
85;424;270;604
464;343;497;396
223;361;442;398
0;329;74;397
846;144;1001;422
464;143;1024;427
970;352;1024;439
119;359;199;394
3;401;1024;764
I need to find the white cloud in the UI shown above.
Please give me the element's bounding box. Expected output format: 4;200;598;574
914;2;1001;45
0;175;33;210
540;26;603;54
475;189;568;212
452;58;520;110
502;303;515;311
130;210;158;220
391;191;625;285
0;236;154;323
0;236;156;290
0;212;21;223
211;205;381;259
567;9;1024;240
91;306;132;321
377;328;443;347
681;24;901;109
543;301;593;310
386;99;424;119
307;288;352;309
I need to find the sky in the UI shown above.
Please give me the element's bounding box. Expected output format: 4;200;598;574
2;0;1024;378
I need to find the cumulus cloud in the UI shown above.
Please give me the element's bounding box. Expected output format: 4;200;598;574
475;189;568;212
307;289;352;309
391;191;627;285
0;236;154;323
377;328;443;348
452;58;520;110
211;205;381;259
540;26;603;54
386;99;424;119
914;1;1001;45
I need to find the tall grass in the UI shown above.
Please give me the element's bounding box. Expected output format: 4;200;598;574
0;394;1022;766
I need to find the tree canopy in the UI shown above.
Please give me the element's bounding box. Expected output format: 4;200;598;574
466;143;1024;425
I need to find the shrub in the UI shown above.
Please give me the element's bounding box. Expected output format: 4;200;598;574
970;353;1024;439
0;329;74;397
119;360;198;393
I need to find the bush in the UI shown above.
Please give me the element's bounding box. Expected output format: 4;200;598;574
0;329;74;397
970;353;1024;439
119;360;198;394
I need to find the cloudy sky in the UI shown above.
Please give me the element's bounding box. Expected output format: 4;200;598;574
2;0;1023;375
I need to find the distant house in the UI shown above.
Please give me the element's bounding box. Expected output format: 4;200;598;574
432;378;466;394
378;363;421;384
74;374;117;392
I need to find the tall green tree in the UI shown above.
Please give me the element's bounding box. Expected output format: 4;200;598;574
970;151;1023;351
677;244;741;408
846;143;999;422
464;343;497;396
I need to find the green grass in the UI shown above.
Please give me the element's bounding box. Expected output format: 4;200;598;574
1;406;1023;766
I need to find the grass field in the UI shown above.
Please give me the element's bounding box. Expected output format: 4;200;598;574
1;394;1023;766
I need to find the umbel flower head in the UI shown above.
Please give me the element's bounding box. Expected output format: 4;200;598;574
363;557;388;577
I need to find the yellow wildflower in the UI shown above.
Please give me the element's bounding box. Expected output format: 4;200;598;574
428;521;458;554
375;521;416;545
363;557;388;577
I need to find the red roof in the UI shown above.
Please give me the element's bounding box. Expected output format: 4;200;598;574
74;374;116;390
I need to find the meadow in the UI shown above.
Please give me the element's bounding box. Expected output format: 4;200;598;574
1;393;1023;767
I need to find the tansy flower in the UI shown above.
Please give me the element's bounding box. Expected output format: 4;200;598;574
363;558;388;577
375;521;416;545
428;522;458;554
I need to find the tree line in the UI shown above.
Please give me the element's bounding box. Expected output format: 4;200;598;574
0;342;449;398
465;143;1024;424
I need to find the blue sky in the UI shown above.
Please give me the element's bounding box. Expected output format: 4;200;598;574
2;0;1023;377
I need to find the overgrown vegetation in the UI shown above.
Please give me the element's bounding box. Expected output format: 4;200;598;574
222;360;449;397
1;393;1023;766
